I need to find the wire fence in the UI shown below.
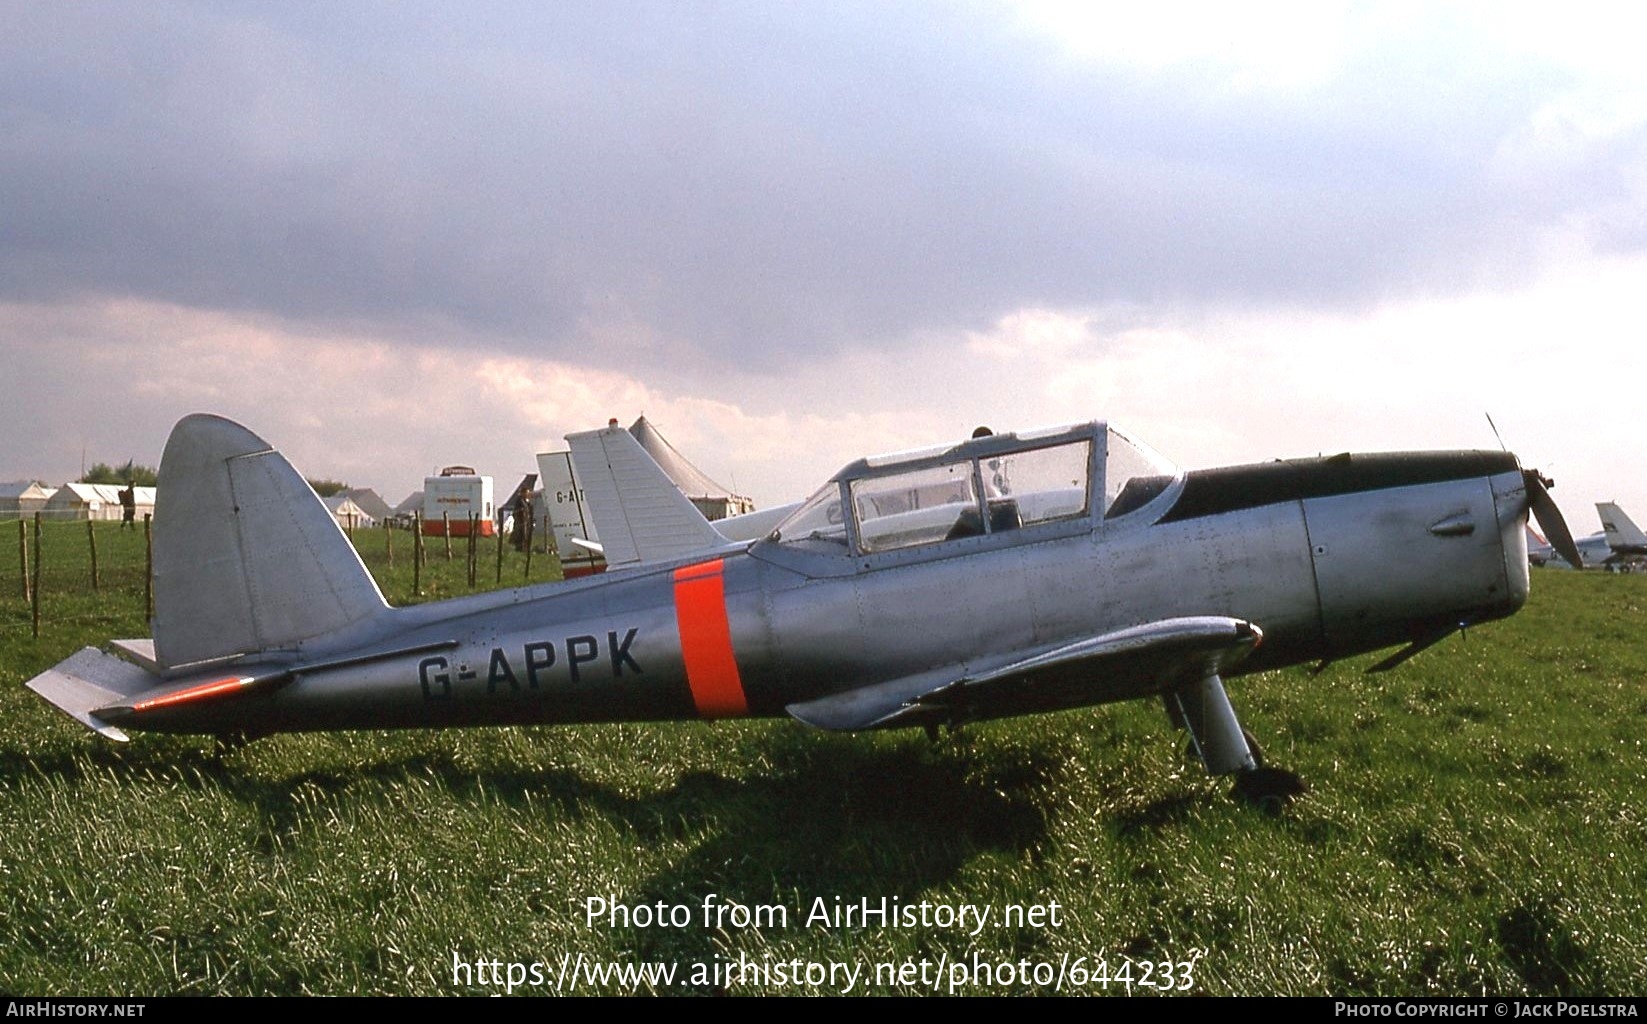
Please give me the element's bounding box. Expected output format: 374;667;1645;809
0;515;562;641
0;516;149;640
0;508;156;522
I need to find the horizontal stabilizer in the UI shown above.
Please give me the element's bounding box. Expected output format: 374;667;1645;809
26;647;163;741
788;616;1263;731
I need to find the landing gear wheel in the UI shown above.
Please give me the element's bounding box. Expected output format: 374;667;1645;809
1230;766;1308;815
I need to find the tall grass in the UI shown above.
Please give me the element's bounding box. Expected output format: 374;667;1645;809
1;526;1643;995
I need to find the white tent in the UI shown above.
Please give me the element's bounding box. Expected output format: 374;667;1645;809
323;494;376;530
0;481;56;518
344;488;395;523
628;416;755;520
42;483;156;521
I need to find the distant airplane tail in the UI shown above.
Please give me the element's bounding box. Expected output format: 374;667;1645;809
535;450;606;577
150;414;392;671
1596;502;1647;555
565;423;728;568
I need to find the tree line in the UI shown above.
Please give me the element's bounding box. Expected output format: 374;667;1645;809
73;459;348;497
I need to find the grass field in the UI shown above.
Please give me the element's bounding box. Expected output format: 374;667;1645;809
1;521;1644;996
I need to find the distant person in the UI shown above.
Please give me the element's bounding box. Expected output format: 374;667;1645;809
119;481;137;530
503;482;535;550
505;490;526;550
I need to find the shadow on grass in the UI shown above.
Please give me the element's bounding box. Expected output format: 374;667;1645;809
1496;895;1595;995
3;729;1064;941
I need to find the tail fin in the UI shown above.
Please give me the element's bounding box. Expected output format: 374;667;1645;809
565;423;727;568
535;449;607;577
151;414;390;671
1597;502;1647;554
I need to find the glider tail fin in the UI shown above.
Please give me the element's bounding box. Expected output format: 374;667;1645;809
1597;502;1647;554
564;423;727;568
535;450;606;577
150;414;391;671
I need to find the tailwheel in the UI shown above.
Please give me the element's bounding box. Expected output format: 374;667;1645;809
1230;766;1308;815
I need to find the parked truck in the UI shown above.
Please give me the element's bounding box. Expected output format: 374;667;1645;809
421;466;494;537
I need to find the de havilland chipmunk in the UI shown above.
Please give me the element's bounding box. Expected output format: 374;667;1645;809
26;414;1583;807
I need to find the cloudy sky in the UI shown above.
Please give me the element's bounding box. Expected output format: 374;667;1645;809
4;1;1645;539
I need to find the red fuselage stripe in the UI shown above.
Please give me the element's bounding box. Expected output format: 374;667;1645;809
131;676;252;712
672;560;748;718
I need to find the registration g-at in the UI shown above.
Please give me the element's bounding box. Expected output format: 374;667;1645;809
27;414;1582;808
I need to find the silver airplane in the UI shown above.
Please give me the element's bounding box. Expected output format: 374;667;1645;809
26;414;1583;809
1528;502;1646;570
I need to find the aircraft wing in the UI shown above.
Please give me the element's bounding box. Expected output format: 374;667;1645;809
786;616;1262;731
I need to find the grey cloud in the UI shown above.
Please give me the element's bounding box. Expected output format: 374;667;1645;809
3;2;1640;374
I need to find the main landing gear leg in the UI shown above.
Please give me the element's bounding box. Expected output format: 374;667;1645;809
1166;674;1307;813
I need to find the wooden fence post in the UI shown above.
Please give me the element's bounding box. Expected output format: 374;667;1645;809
86;519;100;591
17;519;29;602
443;512;452;560
466;514;478;588
522;501;533;582
31;513;42;638
495;522;505;585
413;513;424;597
385;520;394;570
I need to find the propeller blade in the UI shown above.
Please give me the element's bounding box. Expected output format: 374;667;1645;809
1525;470;1584;569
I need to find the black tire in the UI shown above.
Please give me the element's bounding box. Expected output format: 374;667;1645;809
1230;766;1308;813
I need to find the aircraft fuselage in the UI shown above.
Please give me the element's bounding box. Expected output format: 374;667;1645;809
110;453;1529;738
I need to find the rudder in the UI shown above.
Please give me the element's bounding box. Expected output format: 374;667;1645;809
151;415;389;672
